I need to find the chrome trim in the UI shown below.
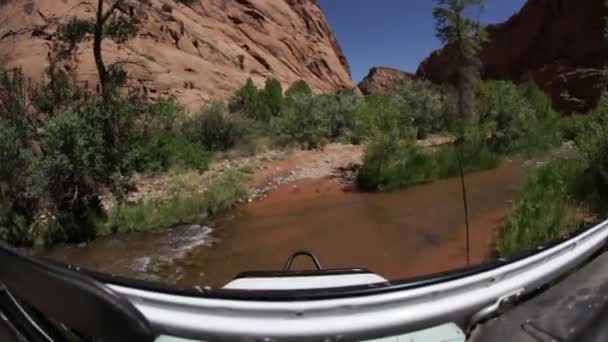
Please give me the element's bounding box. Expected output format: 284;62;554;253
108;219;608;341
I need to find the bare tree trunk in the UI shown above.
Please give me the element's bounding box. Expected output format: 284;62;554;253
459;62;480;123
94;0;108;100
454;10;480;124
94;0;123;102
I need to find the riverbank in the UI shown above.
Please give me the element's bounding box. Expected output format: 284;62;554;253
41;159;526;287
182;161;526;288
108;134;455;211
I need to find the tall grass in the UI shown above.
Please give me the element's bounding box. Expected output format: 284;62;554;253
358;142;500;192
358;127;500;192
101;171;246;234
497;160;581;258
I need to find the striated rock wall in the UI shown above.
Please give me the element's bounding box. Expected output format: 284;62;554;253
0;0;355;110
417;0;608;113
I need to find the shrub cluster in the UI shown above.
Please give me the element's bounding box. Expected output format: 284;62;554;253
481;81;560;155
358;79;562;193
0;66;216;246
230;78;364;149
498;93;608;257
498;159;581;258
358;126;498;192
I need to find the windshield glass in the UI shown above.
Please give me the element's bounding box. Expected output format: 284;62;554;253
0;0;602;292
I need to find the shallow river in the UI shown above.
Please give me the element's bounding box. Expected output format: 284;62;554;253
41;161;527;289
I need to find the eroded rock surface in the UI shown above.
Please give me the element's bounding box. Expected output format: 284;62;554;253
0;0;355;110
358;66;415;95
417;0;608;113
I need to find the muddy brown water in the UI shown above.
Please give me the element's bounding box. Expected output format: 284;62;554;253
40;161;527;289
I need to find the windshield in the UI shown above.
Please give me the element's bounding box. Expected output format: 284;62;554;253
1;0;606;340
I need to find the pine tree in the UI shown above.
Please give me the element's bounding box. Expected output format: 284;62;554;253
433;0;487;122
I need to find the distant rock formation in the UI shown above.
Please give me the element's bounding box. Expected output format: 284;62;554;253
358;67;415;95
0;0;355;110
417;0;608;113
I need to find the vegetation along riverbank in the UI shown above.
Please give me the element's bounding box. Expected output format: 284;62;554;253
1;0;608;264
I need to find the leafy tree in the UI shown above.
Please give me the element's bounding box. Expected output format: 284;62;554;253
0;68;34;136
285;80;312;99
325;90;362;139
40;109;107;243
92;0;138;100
355;95;412;141
576;96;608;207
261;78;283;119
31;56;84;114
190;102;242;151
58;1;139;101
0;121;40;245
395;80;446;139
230;78;284;122
230;79;262;118
273;94;331;149
433;0;487;123
481;80;560;154
58;18;95;53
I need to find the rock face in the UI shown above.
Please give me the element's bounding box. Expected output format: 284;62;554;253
0;0;354;110
417;0;608;113
358;67;415;95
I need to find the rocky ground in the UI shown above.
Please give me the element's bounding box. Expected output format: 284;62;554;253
113;134;455;208
113;143;362;207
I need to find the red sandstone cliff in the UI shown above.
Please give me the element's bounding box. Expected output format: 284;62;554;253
0;0;355;110
417;0;608;113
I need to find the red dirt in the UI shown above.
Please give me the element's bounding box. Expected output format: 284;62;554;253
173;161;526;288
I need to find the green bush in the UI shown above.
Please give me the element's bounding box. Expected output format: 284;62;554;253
0;121;41;246
127;132;211;173
0;66;221;246
498;159;581;258
272;93;326;149
230;79;264;119
118;99;213;173
105;16;139;44
58;18;94;49
354;95;412;142
0;68;44;246
40;108;110;243
358;125;499;192
481;80;560;155
105;171;245;233
429;143;498;181
232;79;363;147
395;80;446;139
161;3;173;12
357;138;434;192
285;80;313;99
560;114;588;141
31;59;83;114
138;98;184;136
231;78;284;122
0;68;31;131
37;97;144;243
518;82;561;152
261;78;283;119
575;95;608;209
191;102;242;151
326;90;362;140
270;89;364;147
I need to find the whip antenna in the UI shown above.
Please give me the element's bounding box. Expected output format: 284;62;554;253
456;141;471;266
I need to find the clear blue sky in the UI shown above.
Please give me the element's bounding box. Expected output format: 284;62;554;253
318;0;527;82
